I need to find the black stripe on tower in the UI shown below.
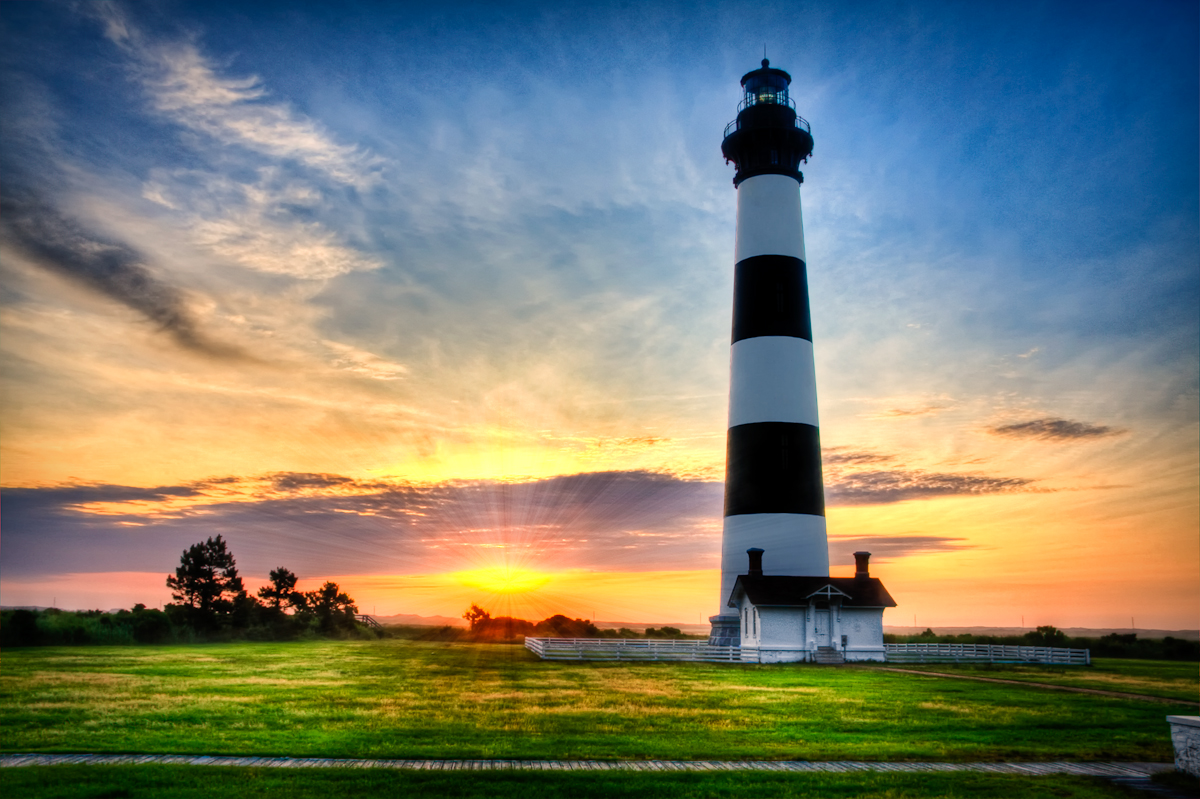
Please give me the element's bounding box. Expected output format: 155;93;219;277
732;254;812;343
724;422;825;517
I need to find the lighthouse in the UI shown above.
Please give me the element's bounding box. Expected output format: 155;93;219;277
709;60;828;646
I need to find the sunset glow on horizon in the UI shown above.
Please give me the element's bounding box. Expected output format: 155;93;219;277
2;2;1196;630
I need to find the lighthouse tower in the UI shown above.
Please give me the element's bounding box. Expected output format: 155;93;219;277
709;60;827;646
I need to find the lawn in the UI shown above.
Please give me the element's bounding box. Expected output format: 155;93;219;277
0;640;1188;762
0;765;1168;799
876;658;1199;702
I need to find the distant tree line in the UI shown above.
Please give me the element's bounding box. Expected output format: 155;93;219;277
1;535;378;647
884;625;1199;661
459;604;701;642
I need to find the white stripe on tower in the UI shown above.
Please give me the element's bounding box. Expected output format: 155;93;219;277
711;60;826;643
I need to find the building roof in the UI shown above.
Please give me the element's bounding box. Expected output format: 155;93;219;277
728;575;898;609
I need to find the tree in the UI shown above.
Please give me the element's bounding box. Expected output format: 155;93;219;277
1024;625;1067;647
534;614;600;638
644;626;684;639
304;581;357;633
257;567;301;611
165;535;246;628
462;604;491;632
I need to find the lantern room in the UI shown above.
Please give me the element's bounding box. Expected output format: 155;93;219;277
741;59;792;109
721;59;814;187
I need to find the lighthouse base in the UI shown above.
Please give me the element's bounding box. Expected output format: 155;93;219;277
708;614;741;647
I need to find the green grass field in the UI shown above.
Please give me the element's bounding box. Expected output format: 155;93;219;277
881;658;1199;702
1;641;1192;763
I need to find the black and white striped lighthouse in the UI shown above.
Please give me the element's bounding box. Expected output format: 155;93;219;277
710;60;827;646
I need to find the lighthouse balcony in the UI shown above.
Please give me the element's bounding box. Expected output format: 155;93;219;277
724;108;810;139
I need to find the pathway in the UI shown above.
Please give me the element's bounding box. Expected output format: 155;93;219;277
0;754;1176;776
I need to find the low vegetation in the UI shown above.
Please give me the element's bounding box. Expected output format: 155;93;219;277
886;626;1199;661
1;536;376;647
461;604;699;642
1;640;1191;762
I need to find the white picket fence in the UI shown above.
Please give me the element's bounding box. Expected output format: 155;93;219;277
524;637;1090;666
884;643;1091;665
524;637;758;663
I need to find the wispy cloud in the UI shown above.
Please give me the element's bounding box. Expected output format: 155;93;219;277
0;470;724;578
856;395;957;420
826;468;1036;506
188;201;384;280
867;404;954;419
143;165;383;283
829;534;975;563
823;448;1038;505
3;453;1045;580
90;2;383;188
0;192;248;360
987;417;1126;442
823;448;896;466
323;340;407;380
79;4;385;284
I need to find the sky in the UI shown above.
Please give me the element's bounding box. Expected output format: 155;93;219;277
1;0;1196;629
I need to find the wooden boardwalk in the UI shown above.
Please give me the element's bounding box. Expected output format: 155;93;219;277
0;754;1175;776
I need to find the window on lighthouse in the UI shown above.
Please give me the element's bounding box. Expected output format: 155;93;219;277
745;72;789;107
749;87;786;106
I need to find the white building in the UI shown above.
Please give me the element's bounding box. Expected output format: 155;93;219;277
727;549;896;663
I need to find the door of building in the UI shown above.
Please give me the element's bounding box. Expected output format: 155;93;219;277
814;609;831;647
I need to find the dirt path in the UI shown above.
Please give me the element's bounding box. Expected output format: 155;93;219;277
870;667;1199;706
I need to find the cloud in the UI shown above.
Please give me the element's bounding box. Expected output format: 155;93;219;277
0;192;248;359
323;340;407;380
867;404;953;419
855;396;957;420
187;197;384;280
144;170;384;280
2;483;204;512
0;452;1046;582
90;2;383;188
823;448;1038;505
825;468;1036;506
822;448;896;466
987;417;1126;442
0;471;725;579
829;535;975;564
77;6;387;284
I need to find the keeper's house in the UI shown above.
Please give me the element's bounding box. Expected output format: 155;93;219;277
728;549;897;663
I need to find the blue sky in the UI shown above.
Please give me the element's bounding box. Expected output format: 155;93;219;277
1;0;1196;626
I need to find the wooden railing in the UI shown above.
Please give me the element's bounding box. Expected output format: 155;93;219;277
525;638;759;663
355;614;382;629
885;643;1090;665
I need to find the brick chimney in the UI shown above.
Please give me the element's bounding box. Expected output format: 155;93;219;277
747;548;764;577
854;551;871;579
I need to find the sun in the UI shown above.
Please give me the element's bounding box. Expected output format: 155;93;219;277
451;566;553;595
